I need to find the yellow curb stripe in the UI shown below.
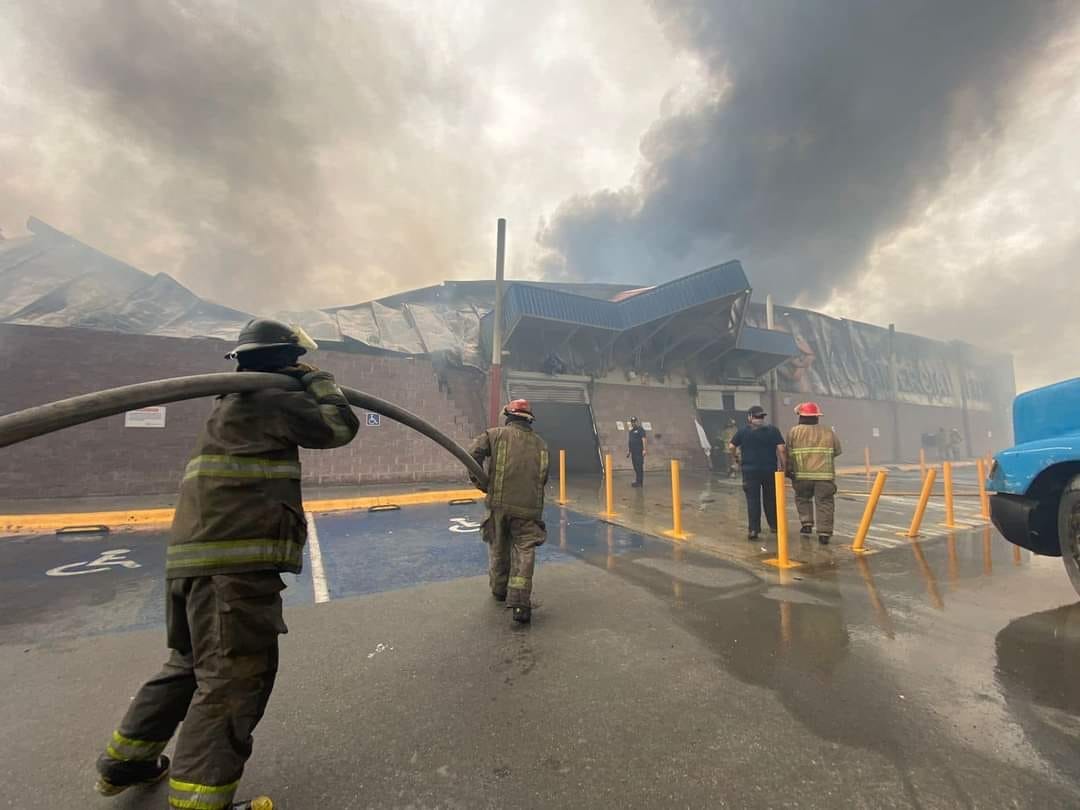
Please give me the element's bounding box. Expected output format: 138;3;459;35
0;489;484;535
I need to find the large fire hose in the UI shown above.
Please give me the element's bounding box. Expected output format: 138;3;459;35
0;372;488;489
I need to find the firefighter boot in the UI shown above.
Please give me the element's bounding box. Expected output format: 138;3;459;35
232;798;274;810
94;754;170;796
512;606;532;624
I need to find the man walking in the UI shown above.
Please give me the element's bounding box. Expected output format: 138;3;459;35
94;319;359;810
786;402;842;545
470;399;550;624
729;406;787;540
627;416;647;487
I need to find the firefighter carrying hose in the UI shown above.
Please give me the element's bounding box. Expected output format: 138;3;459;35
786;402;842;545
469;399;550;624
94;318;360;810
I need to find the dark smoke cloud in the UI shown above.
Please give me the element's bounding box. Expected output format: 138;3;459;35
1;0;480;310
537;0;1073;304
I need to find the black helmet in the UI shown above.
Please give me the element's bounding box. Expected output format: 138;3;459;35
227;318;305;359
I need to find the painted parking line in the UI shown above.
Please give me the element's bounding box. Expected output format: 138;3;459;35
305;512;330;604
1;504;653;644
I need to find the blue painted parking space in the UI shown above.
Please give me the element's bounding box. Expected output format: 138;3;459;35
0;503;650;645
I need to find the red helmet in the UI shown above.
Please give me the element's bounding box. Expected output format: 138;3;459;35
794;401;823;417
504;399;534;421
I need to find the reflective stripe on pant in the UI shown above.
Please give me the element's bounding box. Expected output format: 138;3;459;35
484;510;547;608
98;572;286;805
742;470;777;533
793;479;837;536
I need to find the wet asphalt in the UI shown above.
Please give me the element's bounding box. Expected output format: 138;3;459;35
1;498;1079;809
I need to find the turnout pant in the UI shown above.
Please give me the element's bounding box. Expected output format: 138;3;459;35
742;470;778;534
98;572;286;809
794;480;837;536
484;509;547;607
630;451;645;484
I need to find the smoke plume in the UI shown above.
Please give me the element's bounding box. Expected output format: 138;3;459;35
537;0;1073;305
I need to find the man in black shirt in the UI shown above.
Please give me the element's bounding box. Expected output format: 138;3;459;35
729;406;787;540
627;417;647;487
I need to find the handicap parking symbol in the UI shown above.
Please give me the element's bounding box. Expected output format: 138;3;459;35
46;548;142;577
366;412;381;427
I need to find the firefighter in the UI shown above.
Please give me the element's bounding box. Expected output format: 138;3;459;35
787;402;842;545
470;399;549;624
94;319;360;810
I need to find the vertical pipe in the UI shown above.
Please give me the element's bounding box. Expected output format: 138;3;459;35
670;459;683;538
943;461;957;528
559;449;567;505
906;467;937;538
977;458;990;519
604;453;614;516
766;295;779;425
774;470;790;566
888;323;901;463
852;470;888;552
488;218;507;426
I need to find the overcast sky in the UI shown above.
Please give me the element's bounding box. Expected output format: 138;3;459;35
1;1;1077;391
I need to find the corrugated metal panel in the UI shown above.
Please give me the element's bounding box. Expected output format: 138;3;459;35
696;389;726;410
736;326;798;357
507;377;589;404
501;261;750;343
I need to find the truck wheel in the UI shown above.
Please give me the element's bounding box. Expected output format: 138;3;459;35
1059;476;1080;596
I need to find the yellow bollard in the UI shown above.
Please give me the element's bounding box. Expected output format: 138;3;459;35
604;453;615;517
852;470;888;553
559;449;568;505
919;447;927;479
765;471;802;569
1013;544;1022;566
943;462;958;528
664;459;688;540
864;446;871;479
903;467;937;538
977;458;990;520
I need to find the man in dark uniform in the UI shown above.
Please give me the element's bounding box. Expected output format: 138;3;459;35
627;416;647;487
729;405;787;540
470;399;550;624
94;319;359;810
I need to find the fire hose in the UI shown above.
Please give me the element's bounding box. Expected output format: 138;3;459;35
0;372;489;489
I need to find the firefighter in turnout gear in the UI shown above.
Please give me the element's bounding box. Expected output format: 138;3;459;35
786;402;842;545
94;318;359;810
469;399;550;624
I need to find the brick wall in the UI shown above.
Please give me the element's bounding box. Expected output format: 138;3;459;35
0;324;485;499
590;383;708;473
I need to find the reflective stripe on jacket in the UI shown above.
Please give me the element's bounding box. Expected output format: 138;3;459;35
786;423;842;481
469;422;550;520
167;371;360;579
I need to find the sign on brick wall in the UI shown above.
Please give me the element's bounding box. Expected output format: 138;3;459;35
125;407;167;428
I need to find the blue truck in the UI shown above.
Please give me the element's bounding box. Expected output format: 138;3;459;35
988;377;1080;594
